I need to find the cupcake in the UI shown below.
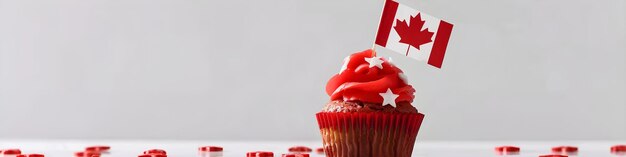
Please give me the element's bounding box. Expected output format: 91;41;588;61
316;49;424;157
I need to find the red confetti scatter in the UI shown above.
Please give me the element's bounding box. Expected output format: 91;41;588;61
281;153;310;157
495;146;520;152
247;151;274;157
17;154;45;157
75;151;101;157
552;146;578;153
2;149;22;155
29;154;45;157
539;155;568;157
315;147;324;154
138;154;166;157
198;146;223;152
85;145;110;152
612;145;626;152
143;149;167;155
288;146;312;153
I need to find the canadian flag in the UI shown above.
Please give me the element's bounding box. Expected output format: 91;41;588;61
375;0;453;68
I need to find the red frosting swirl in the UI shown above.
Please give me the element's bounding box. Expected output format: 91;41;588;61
326;49;415;104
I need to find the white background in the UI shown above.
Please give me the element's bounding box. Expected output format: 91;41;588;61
0;0;624;141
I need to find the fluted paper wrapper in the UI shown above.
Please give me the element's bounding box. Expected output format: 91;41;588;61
316;112;424;157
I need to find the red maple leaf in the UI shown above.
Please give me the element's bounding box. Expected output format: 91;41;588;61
394;13;434;55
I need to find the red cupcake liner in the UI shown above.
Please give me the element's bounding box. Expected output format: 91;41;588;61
316;112;424;157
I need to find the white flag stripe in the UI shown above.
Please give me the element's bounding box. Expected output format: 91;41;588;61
375;0;454;68
386;3;442;61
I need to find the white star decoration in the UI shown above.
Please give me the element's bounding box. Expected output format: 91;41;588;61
339;56;350;74
379;88;399;108
364;56;384;69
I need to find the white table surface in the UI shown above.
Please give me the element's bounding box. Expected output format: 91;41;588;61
1;140;625;157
